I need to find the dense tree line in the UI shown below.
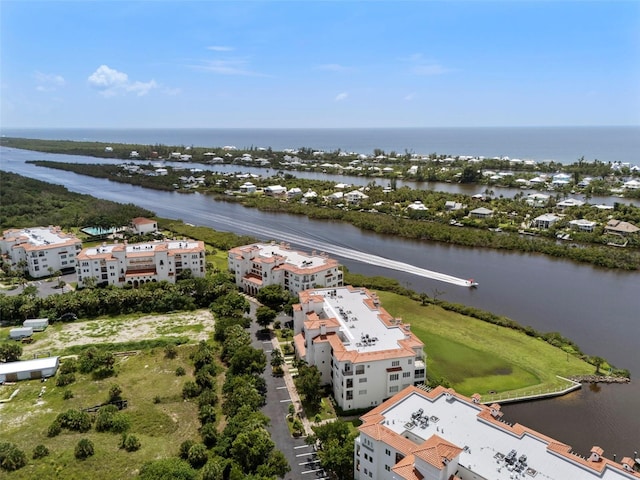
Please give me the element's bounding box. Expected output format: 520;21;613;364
0;170;152;230
0;273;237;324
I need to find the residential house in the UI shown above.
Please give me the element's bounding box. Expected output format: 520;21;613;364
130;217;158;235
556;198;585;210
604;220;639;236
469;207;494;219
525;193;550;207
444;201;465;212
569;219;597;233
264;185;287;197
533;213;561;229
293;286;425;410
345;190;369;205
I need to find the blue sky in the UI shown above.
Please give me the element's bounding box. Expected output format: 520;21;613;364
1;1;639;128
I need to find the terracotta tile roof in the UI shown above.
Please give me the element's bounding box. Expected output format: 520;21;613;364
413;435;463;470
293;333;306;358
392;455;425;480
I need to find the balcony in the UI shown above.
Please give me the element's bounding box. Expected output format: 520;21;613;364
342;369;353;376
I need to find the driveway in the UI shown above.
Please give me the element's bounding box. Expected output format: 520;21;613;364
246;299;328;480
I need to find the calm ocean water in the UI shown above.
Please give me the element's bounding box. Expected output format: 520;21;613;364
2;126;639;164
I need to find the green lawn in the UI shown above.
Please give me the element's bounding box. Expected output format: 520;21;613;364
0;346;200;479
375;291;594;398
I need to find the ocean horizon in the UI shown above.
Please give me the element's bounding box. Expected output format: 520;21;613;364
1;126;639;165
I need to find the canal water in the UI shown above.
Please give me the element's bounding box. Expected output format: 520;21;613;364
1;147;639;458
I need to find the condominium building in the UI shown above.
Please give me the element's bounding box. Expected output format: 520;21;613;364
355;385;640;480
293;286;426;411
227;242;343;296
0;226;82;278
76;239;205;287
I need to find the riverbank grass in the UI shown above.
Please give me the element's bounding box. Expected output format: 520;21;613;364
376;291;594;398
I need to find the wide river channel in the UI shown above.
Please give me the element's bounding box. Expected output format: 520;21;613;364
2;147;639;459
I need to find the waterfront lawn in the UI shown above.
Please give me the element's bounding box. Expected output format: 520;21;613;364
375;291;594;397
0;345;200;480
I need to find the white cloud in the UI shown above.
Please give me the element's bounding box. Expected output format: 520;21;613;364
401;53;452;76
193;59;267;77
315;63;351;72
88;65;158;97
34;71;66;91
207;45;234;52
412;64;449;76
404;93;416;101
335;92;348;101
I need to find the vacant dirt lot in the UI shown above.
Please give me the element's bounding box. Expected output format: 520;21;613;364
22;310;215;354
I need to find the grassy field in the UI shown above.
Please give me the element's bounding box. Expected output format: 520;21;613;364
0;345;201;479
375;291;595;398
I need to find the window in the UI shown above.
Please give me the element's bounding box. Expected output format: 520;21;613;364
346;379;353;388
408;359;412;364
389;373;399;381
34;266;40;271
359;377;367;383
389;386;399;393
392;360;400;367
61;261;67;266
403;372;412;378
346;391;353;400
385;449;390;456
359;389;367;395
385;465;391;471
356;365;365;375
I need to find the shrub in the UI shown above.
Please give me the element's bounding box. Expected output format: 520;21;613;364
197;388;217;408
56;372;76;387
59;358;78;374
187;443;208;469
182;380;201;399
198;405;216;425
120;434;141;452
32;444;49;459
199;423;218;448
74;438;95;460
153;395;162;404
47;420;62;437
63;389;74;400
55;409;92;433
179;440;195;460
164;344;178;359
0;443;27;472
175;366;186;376
108;383;123;402
139;458;196;480
110;413;131;433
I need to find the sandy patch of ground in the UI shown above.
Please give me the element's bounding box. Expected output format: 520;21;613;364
23;310;215;353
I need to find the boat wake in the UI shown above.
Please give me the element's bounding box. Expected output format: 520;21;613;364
200;211;476;288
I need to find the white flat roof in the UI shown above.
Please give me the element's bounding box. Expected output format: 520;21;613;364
254;243;332;270
13;227;72;247
314;287;407;353
85;240;200;256
375;389;634;480
0;357;59;375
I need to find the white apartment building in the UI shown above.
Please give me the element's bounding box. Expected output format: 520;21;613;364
293;286;426;411
0;226;82;278
355;385;640;480
227;242;343;296
76;239;205;287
